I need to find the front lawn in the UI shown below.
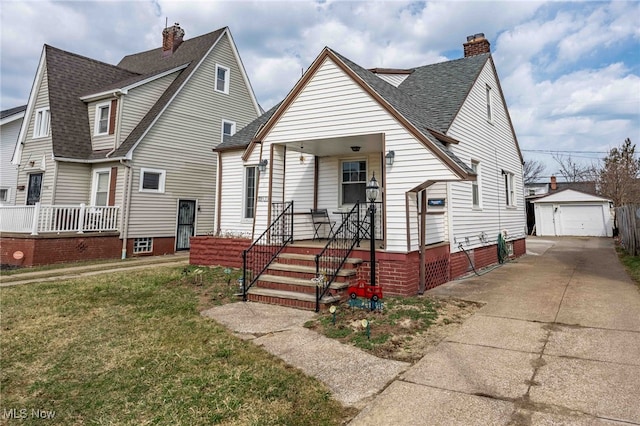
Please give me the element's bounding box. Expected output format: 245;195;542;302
0;266;353;425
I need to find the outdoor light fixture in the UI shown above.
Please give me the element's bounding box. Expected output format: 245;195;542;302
258;159;268;173
385;150;395;166
351;146;361;152
366;173;379;299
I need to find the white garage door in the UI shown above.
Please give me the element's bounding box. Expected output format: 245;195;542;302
558;204;605;236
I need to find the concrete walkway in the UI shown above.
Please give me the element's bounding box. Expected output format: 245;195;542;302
0;252;189;287
351;237;640;425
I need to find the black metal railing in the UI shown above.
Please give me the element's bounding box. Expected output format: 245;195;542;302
314;201;365;312
242;201;294;300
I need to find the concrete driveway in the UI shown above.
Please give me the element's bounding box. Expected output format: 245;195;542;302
350;237;640;425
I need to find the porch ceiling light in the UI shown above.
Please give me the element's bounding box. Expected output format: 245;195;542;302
258;159;268;173
351;146;361;152
385;150;395;166
366;173;379;203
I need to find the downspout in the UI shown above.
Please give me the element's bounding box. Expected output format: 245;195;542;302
120;158;133;259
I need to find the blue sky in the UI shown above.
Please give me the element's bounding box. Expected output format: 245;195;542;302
1;1;638;179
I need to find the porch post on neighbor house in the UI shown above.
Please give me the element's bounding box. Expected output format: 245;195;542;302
31;202;41;236
418;191;427;294
77;203;86;234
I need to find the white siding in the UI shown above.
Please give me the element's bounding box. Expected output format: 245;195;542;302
218;150;255;237
127;33;259;239
252;57;461;251
375;73;409;87
447;60;526;252
88;100;116;151
54;162;90;204
0;117;21;204
15;66;56;206
119;72;179;142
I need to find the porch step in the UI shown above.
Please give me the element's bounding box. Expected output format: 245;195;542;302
246;287;341;311
267;262;357;280
257;274;349;294
277;253;363;266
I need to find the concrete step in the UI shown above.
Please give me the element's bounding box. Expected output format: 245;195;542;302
267;262;356;280
247;287;341;311
256;274;349;294
277;252;363;266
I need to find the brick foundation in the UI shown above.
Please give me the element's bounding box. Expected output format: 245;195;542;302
1;233;121;267
189;236;251;269
125;237;176;257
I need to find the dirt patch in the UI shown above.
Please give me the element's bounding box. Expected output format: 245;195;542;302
305;296;483;363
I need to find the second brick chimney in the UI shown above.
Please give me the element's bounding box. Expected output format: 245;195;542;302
550;175;557;191
162;23;185;57
463;33;490;57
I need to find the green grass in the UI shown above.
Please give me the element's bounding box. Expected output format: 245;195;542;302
0;266;352;425
616;245;640;289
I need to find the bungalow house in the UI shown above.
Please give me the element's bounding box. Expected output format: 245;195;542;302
1;105;25;205
191;34;527;310
1;24;260;267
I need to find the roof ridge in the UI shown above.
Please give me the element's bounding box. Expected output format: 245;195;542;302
411;52;491;71
44;44;140;76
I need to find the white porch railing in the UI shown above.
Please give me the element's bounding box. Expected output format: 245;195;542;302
0;203;120;235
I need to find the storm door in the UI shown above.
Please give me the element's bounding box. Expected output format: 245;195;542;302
176;199;196;250
27;173;43;205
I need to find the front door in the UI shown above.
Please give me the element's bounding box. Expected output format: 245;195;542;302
27;173;43;205
176;199;196;251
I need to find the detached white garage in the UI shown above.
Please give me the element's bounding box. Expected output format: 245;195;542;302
533;189;613;237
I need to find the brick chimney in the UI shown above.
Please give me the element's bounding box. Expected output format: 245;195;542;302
550;175;557;191
162;23;184;57
463;33;490;57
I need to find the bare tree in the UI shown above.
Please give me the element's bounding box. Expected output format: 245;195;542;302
598;138;640;206
523;160;546;184
552;153;597;182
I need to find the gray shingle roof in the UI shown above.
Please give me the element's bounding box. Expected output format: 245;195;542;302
398;53;490;131
42;27;225;161
216;103;280;151
1;105;27;120
45;45;139;159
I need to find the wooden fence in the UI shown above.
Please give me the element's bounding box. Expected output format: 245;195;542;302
616;204;640;256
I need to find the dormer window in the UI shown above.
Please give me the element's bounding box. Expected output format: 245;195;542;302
215;64;230;94
95;102;111;135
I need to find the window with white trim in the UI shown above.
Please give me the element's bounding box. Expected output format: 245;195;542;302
221;120;236;141
33;107;50;138
91;169;110;206
504;172;515;206
94;102;111;135
0;188;8;203
139;168;166;193
341;160;367;205
215;64;230;94
486;84;493;122
133;237;153;253
471;160;481;208
244;166;257;219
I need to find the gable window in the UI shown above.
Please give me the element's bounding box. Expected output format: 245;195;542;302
504;171;515;206
471;160;481;208
341;160;367;205
215;64;230;94
95;102;110;135
33;107;50;138
221;120;236;142
139;168;166;193
244;166;257;219
91;169;110;206
486;85;493;122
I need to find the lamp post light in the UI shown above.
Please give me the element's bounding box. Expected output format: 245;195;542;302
365;173;379;292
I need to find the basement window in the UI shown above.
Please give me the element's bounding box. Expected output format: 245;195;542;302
133;237;153;254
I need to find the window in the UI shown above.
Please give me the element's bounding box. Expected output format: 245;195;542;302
139;168;166;193
215;64;230;94
133;237;153;254
341;160;367;205
504;172;515;206
221;120;236;142
244;166;257;219
528;189;536;196
471;160;481;208
486;85;493;122
94;102;110;135
0;188;8;203
91;169;110;206
33;107;50;138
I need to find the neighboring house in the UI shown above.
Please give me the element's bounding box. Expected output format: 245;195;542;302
0;105;25;205
193;34;526;309
532;189;613;237
2;24;260;266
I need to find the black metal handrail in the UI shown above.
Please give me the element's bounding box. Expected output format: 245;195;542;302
242;201;294;300
314;201;364;312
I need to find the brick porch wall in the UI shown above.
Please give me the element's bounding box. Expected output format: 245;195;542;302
189;236;250;269
1;233;121;267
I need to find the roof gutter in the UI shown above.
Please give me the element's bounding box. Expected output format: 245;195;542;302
53;155;125;164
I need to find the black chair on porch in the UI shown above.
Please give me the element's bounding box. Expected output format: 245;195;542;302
310;209;336;240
